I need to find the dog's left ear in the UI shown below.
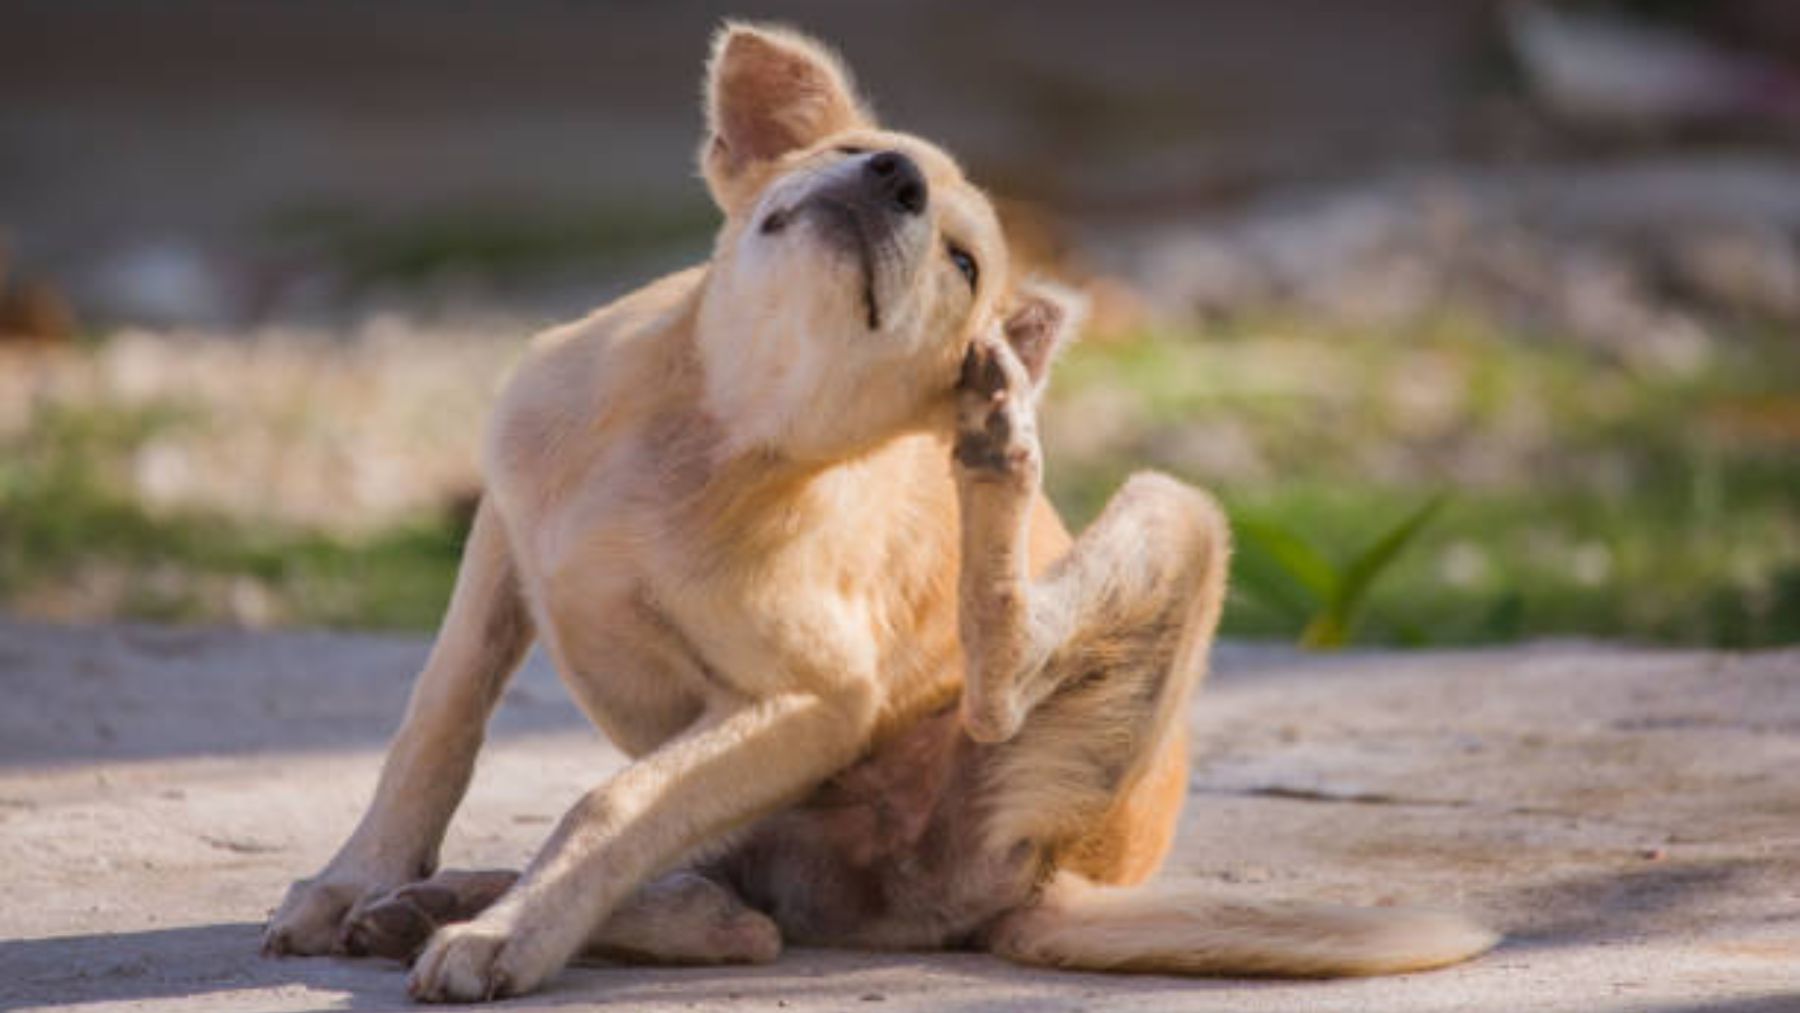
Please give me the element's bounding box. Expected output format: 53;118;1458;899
701;23;871;213
1001;280;1086;390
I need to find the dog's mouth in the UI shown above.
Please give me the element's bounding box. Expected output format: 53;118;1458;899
761;198;892;331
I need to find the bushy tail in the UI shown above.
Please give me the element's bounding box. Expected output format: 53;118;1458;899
989;873;1498;978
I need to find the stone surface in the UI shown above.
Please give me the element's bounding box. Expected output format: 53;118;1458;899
0;619;1795;1012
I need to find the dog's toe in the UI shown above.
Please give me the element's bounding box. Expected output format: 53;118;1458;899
263;876;366;958
409;920;553;1003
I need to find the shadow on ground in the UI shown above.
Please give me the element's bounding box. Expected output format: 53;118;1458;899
0;619;587;766
1;922;1288;1013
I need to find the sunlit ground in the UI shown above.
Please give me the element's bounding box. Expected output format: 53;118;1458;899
2;305;1795;647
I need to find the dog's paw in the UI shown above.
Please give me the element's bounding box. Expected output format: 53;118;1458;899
342;887;441;962
960;688;1024;745
263;869;397;958
342;867;522;964
408;917;559;1003
953;339;1041;485
343;869;521;962
708;907;784;965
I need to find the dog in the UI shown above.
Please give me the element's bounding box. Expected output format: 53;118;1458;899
263;23;1498;1001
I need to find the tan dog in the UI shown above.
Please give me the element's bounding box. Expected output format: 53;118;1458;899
263;24;1497;1001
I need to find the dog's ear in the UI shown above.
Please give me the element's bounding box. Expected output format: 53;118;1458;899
701;23;870;212
1001;280;1086;389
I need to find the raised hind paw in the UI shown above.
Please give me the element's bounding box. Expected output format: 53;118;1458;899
953;338;1041;488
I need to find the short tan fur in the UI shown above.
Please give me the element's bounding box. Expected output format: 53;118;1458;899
264;23;1497;1001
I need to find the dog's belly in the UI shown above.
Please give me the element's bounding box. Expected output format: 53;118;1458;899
707;706;1046;950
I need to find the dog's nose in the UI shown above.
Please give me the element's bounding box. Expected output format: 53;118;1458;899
865;151;927;216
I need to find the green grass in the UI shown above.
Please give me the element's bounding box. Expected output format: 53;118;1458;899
0;402;465;629
1234;493;1450;649
1044;309;1800;647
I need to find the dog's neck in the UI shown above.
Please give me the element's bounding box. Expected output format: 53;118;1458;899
666;416;949;576
689;266;948;465
638;288;943;554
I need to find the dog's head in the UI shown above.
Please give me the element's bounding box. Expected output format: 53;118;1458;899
693;23;1080;460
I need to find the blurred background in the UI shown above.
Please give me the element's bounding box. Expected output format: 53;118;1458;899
2;0;1796;647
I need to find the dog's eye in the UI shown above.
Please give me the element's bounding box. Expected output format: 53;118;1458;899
947;244;979;291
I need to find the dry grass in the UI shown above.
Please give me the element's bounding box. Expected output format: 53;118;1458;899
2;316;518;535
1;316;524;625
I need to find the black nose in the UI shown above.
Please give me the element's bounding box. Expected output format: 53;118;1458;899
865;151;927;216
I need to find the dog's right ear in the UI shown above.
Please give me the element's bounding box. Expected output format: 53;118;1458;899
701;23;871;213
1001;279;1086;390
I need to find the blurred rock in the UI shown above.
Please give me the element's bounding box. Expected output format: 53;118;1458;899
87;240;232;327
1103;158;1800;364
1665;225;1800;319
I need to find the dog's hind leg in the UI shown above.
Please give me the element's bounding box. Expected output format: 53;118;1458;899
582;870;783;966
344;868;780;967
264;499;536;956
956;390;1228;882
953;341;1496;977
955;329;1232;886
952;332;1226;758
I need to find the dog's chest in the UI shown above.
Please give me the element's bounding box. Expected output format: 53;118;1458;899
508;426;953;725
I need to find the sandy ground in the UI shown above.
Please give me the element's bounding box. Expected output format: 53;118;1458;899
1;619;1796;1012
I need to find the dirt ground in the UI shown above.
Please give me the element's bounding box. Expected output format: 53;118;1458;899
1;619;1795;1012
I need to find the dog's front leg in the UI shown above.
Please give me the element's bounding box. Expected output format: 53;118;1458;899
265;500;534;956
407;687;873;1002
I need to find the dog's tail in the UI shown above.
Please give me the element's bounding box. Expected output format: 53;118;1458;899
988;872;1498;978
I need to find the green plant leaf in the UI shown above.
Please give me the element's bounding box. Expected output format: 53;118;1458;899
1476;591;1526;641
1305;494;1448;650
1232;515;1338;600
1230;547;1320;624
1300;612;1350;649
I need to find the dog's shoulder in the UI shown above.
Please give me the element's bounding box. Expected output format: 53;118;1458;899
485;266;707;493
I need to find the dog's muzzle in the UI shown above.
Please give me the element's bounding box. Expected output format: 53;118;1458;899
764;150;928;243
860;150;929;216
764;150;929;329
